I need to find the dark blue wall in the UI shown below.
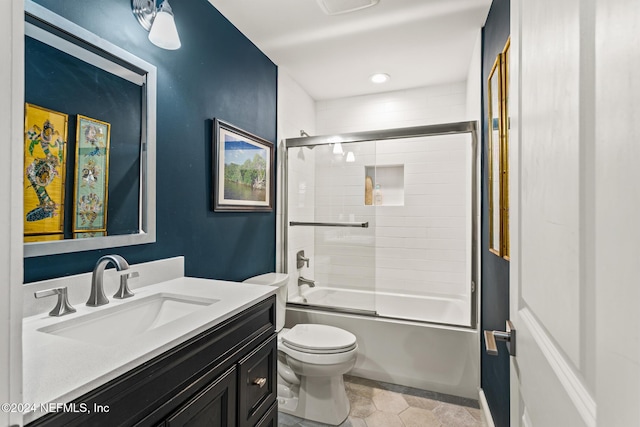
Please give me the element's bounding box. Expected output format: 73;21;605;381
25;0;278;283
481;0;510;426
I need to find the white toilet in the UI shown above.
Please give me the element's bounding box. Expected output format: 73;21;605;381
243;273;358;426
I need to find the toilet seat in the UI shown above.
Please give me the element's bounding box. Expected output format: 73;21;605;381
282;324;357;354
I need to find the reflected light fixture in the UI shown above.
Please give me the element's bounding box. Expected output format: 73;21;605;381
328;136;344;155
346;151;355;162
132;0;182;50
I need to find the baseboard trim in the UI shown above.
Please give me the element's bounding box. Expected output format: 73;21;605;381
479;388;496;427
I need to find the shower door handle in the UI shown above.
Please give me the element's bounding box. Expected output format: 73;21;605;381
484;320;516;356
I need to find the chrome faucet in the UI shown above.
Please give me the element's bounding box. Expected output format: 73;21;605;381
87;255;137;307
298;276;316;288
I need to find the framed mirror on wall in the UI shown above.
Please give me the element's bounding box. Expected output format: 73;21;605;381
23;1;156;257
487;37;511;260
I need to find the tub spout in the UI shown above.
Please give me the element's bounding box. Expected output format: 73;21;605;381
298;276;316;287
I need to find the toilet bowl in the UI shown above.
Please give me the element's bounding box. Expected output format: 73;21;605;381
243;273;358;426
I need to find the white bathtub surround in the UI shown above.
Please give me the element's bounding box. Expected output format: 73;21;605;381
286;307;479;400
291;286;469;326
22;257;276;423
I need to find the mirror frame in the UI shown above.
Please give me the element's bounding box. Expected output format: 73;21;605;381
23;1;156;257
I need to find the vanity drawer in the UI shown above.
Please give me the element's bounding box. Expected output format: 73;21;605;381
237;334;277;427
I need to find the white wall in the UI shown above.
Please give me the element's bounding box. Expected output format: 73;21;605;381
277;71;317;297
465;29;483;122
1;0;24;425
316;82;467;135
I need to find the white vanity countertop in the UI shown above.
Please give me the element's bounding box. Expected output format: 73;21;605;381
22;277;276;423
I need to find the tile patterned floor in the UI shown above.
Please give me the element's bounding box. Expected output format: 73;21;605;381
278;375;487;427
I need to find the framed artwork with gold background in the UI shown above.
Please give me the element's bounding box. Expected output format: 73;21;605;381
23;103;68;238
487;38;510;260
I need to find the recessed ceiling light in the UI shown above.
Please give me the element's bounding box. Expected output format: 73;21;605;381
370;73;390;84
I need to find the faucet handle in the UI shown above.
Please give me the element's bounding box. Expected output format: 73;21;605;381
113;271;138;299
35;287;76;317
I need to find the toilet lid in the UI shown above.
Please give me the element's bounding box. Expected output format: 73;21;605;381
282;324;357;354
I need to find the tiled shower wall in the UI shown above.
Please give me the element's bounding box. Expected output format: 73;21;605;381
312;134;472;303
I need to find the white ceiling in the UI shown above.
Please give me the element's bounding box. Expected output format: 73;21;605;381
207;0;491;101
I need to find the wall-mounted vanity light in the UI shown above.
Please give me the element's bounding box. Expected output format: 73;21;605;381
132;0;181;50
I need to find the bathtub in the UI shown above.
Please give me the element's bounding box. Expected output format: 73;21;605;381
290;286;471;326
286;287;479;400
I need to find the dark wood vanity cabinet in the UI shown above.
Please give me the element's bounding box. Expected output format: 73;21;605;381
27;295;278;427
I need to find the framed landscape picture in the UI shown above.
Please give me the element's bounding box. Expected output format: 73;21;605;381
212;118;273;212
23;103;68;236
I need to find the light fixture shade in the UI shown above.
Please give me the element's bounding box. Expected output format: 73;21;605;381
148;1;181;50
333;143;344;155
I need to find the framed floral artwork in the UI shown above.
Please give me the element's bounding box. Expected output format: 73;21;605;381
73;115;111;233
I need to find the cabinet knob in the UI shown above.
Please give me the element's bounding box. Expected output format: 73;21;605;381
252;377;267;388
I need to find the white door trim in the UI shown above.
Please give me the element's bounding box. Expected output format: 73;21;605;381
519;309;596;426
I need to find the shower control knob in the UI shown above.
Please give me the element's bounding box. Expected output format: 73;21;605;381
296;250;310;269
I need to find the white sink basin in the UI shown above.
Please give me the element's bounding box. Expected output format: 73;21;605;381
38;293;219;346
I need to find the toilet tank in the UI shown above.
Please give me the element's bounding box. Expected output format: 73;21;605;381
242;273;288;331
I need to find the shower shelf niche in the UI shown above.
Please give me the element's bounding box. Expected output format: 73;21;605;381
365;165;404;206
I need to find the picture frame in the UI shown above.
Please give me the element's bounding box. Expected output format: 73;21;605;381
487;37;511;259
23;103;68;236
73;115;111;233
212;118;274;212
501;38;511;260
488;53;503;257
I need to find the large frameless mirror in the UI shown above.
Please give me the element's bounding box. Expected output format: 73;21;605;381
23;1;156;257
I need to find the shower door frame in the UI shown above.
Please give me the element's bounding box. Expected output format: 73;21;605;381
283;121;479;329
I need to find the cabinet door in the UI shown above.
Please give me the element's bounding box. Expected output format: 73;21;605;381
254;402;277;427
238;335;277;427
166;367;237;427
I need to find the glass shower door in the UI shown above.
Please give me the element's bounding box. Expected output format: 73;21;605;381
372;133;474;326
287;140;376;313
